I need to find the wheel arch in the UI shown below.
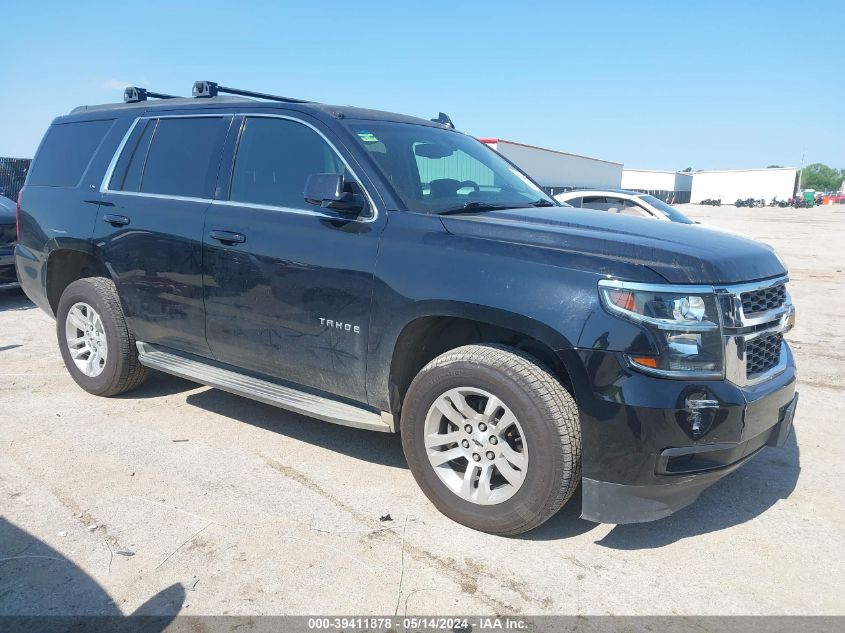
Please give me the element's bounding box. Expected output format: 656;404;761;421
378;302;577;414
45;248;111;316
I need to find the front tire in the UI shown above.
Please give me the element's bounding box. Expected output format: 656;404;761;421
401;344;581;535
56;277;148;396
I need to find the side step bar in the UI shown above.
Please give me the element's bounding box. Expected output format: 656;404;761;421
136;342;395;433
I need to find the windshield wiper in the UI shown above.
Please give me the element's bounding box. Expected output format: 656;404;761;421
528;198;556;207
436;202;522;216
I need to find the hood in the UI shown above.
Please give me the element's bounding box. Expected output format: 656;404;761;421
0;195;15;225
439;207;786;285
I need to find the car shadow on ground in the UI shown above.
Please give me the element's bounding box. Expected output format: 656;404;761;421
0;518;184;623
0;288;34;313
185;386;408;469
522;484;600;540
592;431;801;549
114;371;200;399
177;378;800;542
522;431;801;546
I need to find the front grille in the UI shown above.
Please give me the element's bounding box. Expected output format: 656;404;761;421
741;284;786;315
746;333;783;377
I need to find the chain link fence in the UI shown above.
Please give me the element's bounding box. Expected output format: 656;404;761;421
0;157;31;200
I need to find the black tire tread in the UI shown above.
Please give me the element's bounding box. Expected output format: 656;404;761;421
59;276;148;396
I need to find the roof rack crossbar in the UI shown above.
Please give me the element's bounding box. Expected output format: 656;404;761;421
192;80;311;104
123;87;180;103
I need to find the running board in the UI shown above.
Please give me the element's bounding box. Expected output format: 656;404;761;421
136;342;395;433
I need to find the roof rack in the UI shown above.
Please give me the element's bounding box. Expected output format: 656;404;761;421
123;87;180;103
192;80;312;104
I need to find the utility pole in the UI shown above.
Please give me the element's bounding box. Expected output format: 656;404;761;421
797;151;805;193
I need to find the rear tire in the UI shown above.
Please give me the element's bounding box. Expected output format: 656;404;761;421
56;277;148;396
401;344;581;535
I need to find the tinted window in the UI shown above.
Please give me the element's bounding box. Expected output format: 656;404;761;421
230;117;344;209
140;117;224;198
109;119;155;192
566;197;582;208
28;120;113;187
345;121;554;213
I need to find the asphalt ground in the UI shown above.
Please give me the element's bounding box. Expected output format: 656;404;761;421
1;204;843;617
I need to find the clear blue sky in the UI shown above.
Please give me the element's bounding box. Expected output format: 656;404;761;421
2;0;842;171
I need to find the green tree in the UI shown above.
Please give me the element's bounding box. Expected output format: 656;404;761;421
681;167;692;172
800;163;843;191
767;165;783;168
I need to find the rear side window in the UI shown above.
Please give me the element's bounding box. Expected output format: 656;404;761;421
141;117;224;198
28;120;113;187
109;119;155;192
108;116;225;198
229;117;344;209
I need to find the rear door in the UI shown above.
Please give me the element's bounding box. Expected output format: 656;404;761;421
202;113;384;403
94;114;231;356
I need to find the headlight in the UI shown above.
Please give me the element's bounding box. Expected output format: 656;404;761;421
598;280;724;379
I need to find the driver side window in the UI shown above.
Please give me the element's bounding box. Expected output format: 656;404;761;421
230;117;345;210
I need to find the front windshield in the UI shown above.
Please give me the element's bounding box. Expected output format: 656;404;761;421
639;195;694;224
344;121;556;213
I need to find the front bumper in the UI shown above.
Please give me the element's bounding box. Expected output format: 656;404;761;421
0;243;19;288
558;346;797;524
582;393;797;523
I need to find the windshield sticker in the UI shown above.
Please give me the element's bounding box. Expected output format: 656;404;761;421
356;131;380;143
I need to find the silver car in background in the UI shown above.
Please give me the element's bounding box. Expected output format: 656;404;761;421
555;188;695;223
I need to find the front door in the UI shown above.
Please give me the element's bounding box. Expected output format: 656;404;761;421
203;114;384;403
94;114;231;356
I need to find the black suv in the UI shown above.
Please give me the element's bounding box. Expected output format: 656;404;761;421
15;82;798;534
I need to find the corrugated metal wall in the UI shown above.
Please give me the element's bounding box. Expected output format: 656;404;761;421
415;151;496;187
0;158;31;200
491;141;623;190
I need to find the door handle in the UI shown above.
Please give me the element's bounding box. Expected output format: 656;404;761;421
209;230;246;244
103;214;130;226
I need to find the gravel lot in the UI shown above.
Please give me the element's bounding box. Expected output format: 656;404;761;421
1;204;843;617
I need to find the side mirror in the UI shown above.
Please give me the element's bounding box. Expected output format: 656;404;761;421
304;173;365;214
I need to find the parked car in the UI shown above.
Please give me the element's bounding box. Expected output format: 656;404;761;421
16;81;798;534
554;189;695;223
0;194;19;288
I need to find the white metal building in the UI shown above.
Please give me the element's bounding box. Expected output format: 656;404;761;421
689;168;798;204
479;138;623;195
621;169;693;203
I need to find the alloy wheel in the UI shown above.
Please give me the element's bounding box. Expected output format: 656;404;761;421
423;387;528;505
64;302;108;377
